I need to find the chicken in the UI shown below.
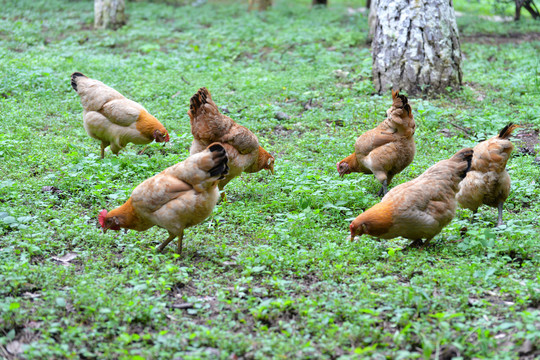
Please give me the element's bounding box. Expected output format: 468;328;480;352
337;90;416;196
98;143;229;254
456;123;519;226
187;87;274;197
71;72;169;158
350;148;474;248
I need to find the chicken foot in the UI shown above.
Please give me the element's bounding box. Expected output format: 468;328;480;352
138;145;149;156
156;233;176;253
156;230;184;254
405;238;433;250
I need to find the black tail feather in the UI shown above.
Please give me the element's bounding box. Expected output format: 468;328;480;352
397;93;408;106
207;143;229;179
189;87;210;115
498;123;513;138
497;122;520;139
70;72;86;91
455;148;474;179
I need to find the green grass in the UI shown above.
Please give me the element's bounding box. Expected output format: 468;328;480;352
1;0;539;359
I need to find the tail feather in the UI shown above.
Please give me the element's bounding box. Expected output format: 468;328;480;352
207;143;229;179
498;123;519;139
451;148;474;179
189;87;213;116
391;89;411;116
70;72;87;92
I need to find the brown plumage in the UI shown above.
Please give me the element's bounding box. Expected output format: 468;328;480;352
188;87;274;198
456;123;519;226
71;72;169;158
98;143;228;254
350;148;474;248
337;90;416;196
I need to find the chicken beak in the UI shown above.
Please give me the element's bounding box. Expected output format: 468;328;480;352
103;227;108;234
269;164;275;175
350;229;355;241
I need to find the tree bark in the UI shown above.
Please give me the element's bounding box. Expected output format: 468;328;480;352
522;0;540;19
248;0;272;11
95;0;126;30
371;0;462;96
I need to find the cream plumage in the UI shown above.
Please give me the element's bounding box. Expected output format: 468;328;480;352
71;72;169;158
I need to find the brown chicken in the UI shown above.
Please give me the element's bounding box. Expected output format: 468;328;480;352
98;143;228;254
71;72;169;158
456;123;519;226
350;148;474;248
337;90;416;196
188;87;274;197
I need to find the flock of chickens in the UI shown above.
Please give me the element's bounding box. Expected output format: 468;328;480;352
71;73;518;254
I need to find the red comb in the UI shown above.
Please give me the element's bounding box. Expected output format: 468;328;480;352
336;162;340;172
98;209;108;227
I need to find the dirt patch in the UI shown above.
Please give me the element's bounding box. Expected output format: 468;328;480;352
514;126;539;156
463;32;540;45
272;124;298;137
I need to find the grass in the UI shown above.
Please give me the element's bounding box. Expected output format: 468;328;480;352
1;0;539;358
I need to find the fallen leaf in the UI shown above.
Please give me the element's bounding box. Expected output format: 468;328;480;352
172;303;194;310
41;186;63;194
7;340;23;355
22;292;41;299
51;252;79;266
518;339;534;355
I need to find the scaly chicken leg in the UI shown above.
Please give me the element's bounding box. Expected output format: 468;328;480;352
377;179;388;197
101;141;106;159
157;229;184;254
157;232;176;253
497;202;504;227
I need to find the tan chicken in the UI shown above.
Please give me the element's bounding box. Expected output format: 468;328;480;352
71;72;169;158
188;87;274;198
337;90;416;196
350;148;474;248
456;123;519;226
98;143;228;254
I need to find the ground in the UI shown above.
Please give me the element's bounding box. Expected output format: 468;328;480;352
0;0;539;359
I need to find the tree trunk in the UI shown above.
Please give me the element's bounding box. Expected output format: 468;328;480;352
312;0;328;6
515;0;523;20
367;0;379;42
95;0;126;30
371;0;462;96
248;0;272;11
522;0;540;19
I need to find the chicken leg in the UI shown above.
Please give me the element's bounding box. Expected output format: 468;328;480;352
157;232;176;253
101;141;106;159
377;179;388;197
176;229;184;254
497;202;504;227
